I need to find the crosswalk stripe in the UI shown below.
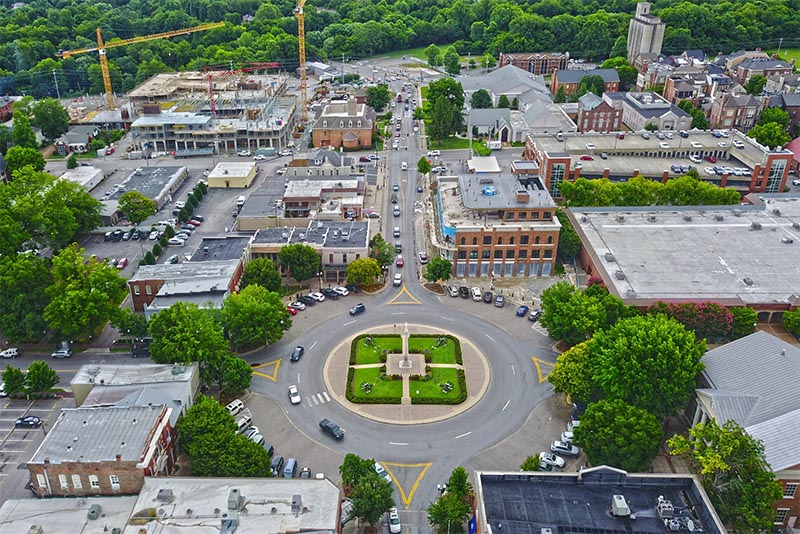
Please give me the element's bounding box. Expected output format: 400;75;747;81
311;395;319;406
322;392;330;402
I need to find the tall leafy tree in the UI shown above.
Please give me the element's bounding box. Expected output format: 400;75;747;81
577;75;605;97
111;308;149;341
590;314;705;418
744;74;767;95
555;209;581;264
365;84;391;111
425;44;442;67
427;492;471;533
757;107;790;129
44;244;127;339
117;190;156;225
26;360;60;396
219;356;253;398
31;98;70;140
427;77;465;142
547;341;594;402
0;126;12;154
2;365;27;397
11;111;37;149
4;146;45;176
340;453;378;488
423;257;452;283
669;420;782;532
369;233;395;268
747;121;790;150
677;100;709;130
346;257;381;287
573;399;663;472
177;394;236;454
241;258;282;292
0;254;51;342
278;243;320;283
443;46;461;75
497;94;510;108
220;284;291;350
350;472;395;526
539;281;607;346
417;156;431;175
470;89;492;109
729;306;757;339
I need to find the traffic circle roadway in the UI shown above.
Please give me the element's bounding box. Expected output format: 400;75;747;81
243;279;562;517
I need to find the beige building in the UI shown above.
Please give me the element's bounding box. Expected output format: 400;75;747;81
208;161;257;188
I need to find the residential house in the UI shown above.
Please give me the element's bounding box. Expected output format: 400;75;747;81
551;69;620;98
708;92;762;131
54;125;100;156
767;93;800;134
602;91;692;131
497;52;570;76
736;58;794;85
576;92;622;133
312;99;376;150
717;49;770;76
765;73;800;94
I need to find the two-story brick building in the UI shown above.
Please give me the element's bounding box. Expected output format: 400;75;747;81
312;99;376;150
27;405;176;497
708;93;762;131
551;69;620;98
576;92;622;133
497;52;570;76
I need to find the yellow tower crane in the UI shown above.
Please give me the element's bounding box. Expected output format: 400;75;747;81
56;22;225;110
294;0;308;123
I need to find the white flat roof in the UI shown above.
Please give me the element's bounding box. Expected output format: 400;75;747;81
0;497;137;534
71;363;196;387
210;161;256;177
59;166;103;189
467;156;502;173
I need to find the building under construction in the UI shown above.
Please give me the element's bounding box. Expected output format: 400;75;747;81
128;71;297;155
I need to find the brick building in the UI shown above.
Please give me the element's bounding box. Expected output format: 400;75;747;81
551;69;620;98
708;93;762;131
576;92;622;133
497;52;569;76
312;99;376;150
27;405;176;497
735;58;794;85
767;93;800;134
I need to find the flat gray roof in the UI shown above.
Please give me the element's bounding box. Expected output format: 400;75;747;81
459;175;556;210
132;113;210;126
253;220;370;249
569;195;800;305
189;236;251;262
30;405;168;464
103;166;186;202
130;259;240;282
239;176;288;218
72;363;196;387
0;496;137;534
124;477;341;534
476;468;724;534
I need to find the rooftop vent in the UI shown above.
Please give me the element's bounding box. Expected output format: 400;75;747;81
794;222;800;230
732;208;742;217
648;214;657;222
616;215;625;223
515;189;530;203
228;488;243;511
28;527;43;534
604;252;615;262
743;277;754;286
750;222;762;230
482;186;497;196
479;178;494;184
112;529;122;534
782;237;794;244
773;208;782;215
581;215;588;223
615;270;626;280
715;214;724;221
157;489;175;503
292;494;303;514
611;495;631;517
683;215;692;221
87;504;102;520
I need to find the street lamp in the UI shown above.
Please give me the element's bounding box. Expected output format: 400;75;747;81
318;271;323;291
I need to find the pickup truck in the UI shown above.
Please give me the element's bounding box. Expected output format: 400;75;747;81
319;418;345;440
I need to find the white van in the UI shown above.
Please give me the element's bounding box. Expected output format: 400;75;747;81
401;162;408;171
226;399;244;417
236;195;246;207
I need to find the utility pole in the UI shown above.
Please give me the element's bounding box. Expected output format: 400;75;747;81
52;69;60;99
777;37;784;57
341;53;345;83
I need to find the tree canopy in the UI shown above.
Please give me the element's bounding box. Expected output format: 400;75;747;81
278;243;320;283
560;176;740;207
365;84;391;111
118;190;156;225
220;284;291;350
426;77;465;142
423;257;452;283
241;258;282;292
346;257;382;287
470;89;492;109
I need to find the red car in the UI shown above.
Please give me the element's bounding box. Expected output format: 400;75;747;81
706;156;716;163
286;306;298;316
116;257;129;270
189;219;202;226
395;254;404;267
580;154;594;161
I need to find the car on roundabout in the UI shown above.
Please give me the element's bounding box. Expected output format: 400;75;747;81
288;385;301;405
290;346;305;362
319;418;345;439
349;303;366;316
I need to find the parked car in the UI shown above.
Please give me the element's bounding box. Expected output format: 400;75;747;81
189;218;202;227
417;185;423;193
286;306;298;316
539;452;565;468
15;416;41;429
395;255;404;267
516;305;529;317
471;287;482;301
345;284;361;293
253;154;267;161
290;346;305;362
321;288;339;300
374;462;392;484
271;455;285;477
226;399;244;417
309;292;326;302
332;286;349;296
494;295;505;307
580;154;593;161
528;309;542;322
279;149;293;156
459;286;470;299
168;237;186;246
299;467;312;479
319;418;345;439
122;230;132;241
51;346;72;359
349;303;366;316
418;252;428;264
148;230;159;240
238;150;252;157
359;156;371;162
448;285;460;297
427;150;440;157
0;348;20;359
561;431;574;443
551;440;580;456
288;385;301;405
298;296;316;306
165;255;179;264
482;291;493;303
116;258;129;269
289;301;306;311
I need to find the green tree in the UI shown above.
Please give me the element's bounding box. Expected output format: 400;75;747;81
219;355;253;397
540;281;606;346
220;284;291;350
369;233;395;268
2;365;27;397
483;54;496;69
111;308;149;342
340;453;376;488
547;342;594;402
346;257;382;287
143;251;156;265
5;146;45;176
425;44;442;67
11;111;37;149
668;420;782;532
574;399;663;472
26;360;59;396
427;491;472;534
555;209;580;264
241;258;282;292
188;433;272;477
469;89;492;109
417;156;431;175
445;466;473;499
744;74;767;95
758;107;790;129
278;243;320;283
729;306;757;339
577;75;605;97
66;154;78;169
350;472;395;526
747;121;790;149
0;126;11;154
44;244;127;339
427;77;465;142
177;394;236;454
590;314;705;418
118;190;156;225
782;309;800;336
497;94;510;108
677;100;709;130
554;86;567;103
423;257;452;283
510;97;519;110
443;46;461;75
520;455;542;471
366;84;392;111
31;98;70;140
147;301;230;387
0;254;51;342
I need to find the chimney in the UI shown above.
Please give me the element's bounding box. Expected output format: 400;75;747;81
347;99;357;116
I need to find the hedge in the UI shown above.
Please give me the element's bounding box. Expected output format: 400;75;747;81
345;366;402;404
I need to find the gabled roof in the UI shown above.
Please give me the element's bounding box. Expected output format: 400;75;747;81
555;68;620;84
747;408;800;471
738;58;792;71
458;64;549;98
578;91;603;110
785;136;800;163
467;108;510;127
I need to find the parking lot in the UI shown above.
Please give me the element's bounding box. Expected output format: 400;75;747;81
0;398;66;502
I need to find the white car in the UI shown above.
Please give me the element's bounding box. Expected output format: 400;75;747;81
793;179;800;186
148;230;159;240
704;167;715;175
393;273;402;286
689;155;702;164
539;452;565;468
288;385;301;405
276;168;287;175
289;301;306;311
203;169;211;177
333;286;349;296
168;237;186;246
238;150;252;157
551;440;580;456
0;348;19;359
279;149;293;156
253;154;266;161
426;150;440;157
309;292;326;302
561;430;574;443
388;507;401;534
567;419;581;431
374;462;392;484
175;201;186;209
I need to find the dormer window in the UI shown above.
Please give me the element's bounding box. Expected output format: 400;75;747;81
357;120;362;127
339;121;343;128
323;120;327;127
349;120;353;127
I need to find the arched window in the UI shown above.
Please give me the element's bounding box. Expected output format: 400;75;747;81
472;237;477;245
547;236;553;244
509;236;515;245
460;237;465;245
534;236;540;244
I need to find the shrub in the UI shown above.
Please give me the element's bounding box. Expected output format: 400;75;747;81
152;243;162;256
159;236;168;248
143;251;156;264
164;225;175;238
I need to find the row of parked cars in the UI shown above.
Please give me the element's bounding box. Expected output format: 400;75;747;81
288;285;366;316
538;403;585;471
444;285;542;321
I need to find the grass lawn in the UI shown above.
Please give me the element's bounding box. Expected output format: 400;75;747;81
427;137;471;150
377;45;448;61
408;336;457;364
409;368;461;400
353;336;402;365
769;49;800;63
351;367;403;399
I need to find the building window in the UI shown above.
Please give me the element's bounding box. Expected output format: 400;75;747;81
534;236;540;245
497;237;503;245
481;250;490;259
59;474;68;490
329;254;333;263
145;285;152;296
547;236;553;244
505;212;513;220
457;251;466;259
72;475;82;489
544;211;552;220
483;236;491;245
89;475;100;489
460;237;465;245
506;250;515;258
509;236;515;245
322;120;327;127
544;250;553;259
357;120;362;127
518;250;527;259
469;251;478;259
472;237;477;245
532;211;540;219
784;483;798;498
518;212;527;219
342;254;347;263
37;474;47;488
339;121;343;128
533;250;540;258
110;475;120;490
134;286;140;296
775;509;789;524
494;250;502;259
520;236;529;245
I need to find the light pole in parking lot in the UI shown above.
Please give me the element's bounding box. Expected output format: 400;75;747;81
317;271;323;291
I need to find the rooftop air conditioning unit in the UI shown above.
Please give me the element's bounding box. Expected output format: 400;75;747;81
781;237;794;244
683;215;692;221
715;214;724;221
732;208;742;217
157;489;175;502
793;222;800;230
616;215;625;222
87;504;102;520
743;277;754;286
604;252;615;262
615;270;625;280
773;208;782;215
648;214;657;222
581;215;588;223
750;222;762;230
611;495;631;517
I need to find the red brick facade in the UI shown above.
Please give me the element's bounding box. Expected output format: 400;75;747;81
498;52;569;76
576;100;622;133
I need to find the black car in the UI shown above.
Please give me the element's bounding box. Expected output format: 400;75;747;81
15;416;41;429
349;303;366;316
483;291;493;303
290;346;305;362
271;455;285;477
458;286;470;299
345;284;361;293
319;418;345;439
321;288;339;300
110;229;124;242
297;296;315;306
